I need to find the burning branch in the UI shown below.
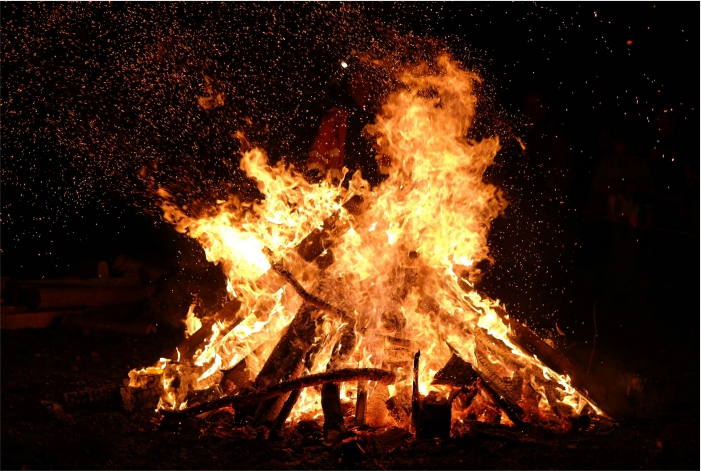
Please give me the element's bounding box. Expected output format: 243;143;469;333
166;195;366;363
160;368;395;421
268;260;354;326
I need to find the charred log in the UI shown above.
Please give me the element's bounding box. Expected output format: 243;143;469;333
416;393;452;439
268;262;354;326
160;368;395;421
271;389;301;433
167;195;365;363
168;298;242;362
220;358;249;395
295;195;365;262
354;381;367;425
63;316;156;335
432;353;479;388
411;351;420;434
321;382;346;446
475;377;524;427
252;302;320;426
121;374;164;411
411;351;456;439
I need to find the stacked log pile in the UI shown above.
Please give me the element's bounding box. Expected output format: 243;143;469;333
1;257;157;332
121;195;613;441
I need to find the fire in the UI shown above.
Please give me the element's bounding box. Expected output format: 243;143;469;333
129;53;608;432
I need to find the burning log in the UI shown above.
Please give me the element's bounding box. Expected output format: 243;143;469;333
252;301;321;426
270;332;330;431
411;351;421;434
248;262;355;426
354;381;368;425
121;371;164;411
160;368;395;421
430;353;522;429
220;358;249;394
431;353;479;388
168;298;243;361
321;382;346;446
167;195;365;363
294;194;366;263
491;305;593;398
411;351;459;439
272;389;301;433
269;262;354;326
474;377;524;427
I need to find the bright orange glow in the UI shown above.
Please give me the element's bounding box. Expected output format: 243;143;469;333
129;53;607;431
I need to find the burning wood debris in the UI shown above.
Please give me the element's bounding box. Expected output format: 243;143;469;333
125;54;614;442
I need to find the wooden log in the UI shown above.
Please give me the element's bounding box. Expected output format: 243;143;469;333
62;385;121;408
432;353;479;388
220;358;249;394
474;377;524;427
416;393;452;439
63;315;157;335
18;284;153;311
168;298;243;361
492;306;586;388
2;309;82;330
185;385;223;407
411;351;421;435
321;382;346;446
252;302;321;426
167;195;365;362
160;368;395;421
272;389;301;433
112;254;169;283
354;381;368;425
269;262;354;326
63;259;111;279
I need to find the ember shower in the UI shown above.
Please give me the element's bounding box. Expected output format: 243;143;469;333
4;2;613;436
126;50;611;433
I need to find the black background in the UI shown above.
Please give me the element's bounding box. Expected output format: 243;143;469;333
2;2;698;365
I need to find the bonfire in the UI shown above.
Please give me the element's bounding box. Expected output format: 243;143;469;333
124;54;612;441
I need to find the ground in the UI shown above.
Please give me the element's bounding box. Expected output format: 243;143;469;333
1;324;698;470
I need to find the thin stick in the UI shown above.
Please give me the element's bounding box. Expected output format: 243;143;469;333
160;368;395;421
411;350;421;435
269;260;354;325
587;302;597;375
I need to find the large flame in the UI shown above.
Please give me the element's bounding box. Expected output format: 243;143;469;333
131;53;606;431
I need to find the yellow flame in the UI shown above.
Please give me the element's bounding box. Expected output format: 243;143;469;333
130;53;606;430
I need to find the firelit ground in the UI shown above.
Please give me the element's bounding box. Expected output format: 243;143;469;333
1;324;698;470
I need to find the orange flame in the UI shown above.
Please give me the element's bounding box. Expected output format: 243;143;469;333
130;53;607;431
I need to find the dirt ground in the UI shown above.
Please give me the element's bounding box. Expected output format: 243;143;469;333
1;324;698;470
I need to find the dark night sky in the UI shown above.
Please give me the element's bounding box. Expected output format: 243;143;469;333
2;3;698;336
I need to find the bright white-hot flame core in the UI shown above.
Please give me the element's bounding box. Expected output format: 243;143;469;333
131;53;606;432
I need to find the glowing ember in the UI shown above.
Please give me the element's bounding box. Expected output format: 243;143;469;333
128;53;609;433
